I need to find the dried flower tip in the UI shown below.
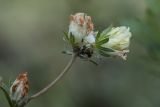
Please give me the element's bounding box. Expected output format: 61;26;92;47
10;72;29;102
69;13;94;43
109;50;129;60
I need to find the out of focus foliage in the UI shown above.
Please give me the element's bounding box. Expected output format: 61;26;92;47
0;0;160;107
122;0;160;60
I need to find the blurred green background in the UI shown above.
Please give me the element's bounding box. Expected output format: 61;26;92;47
0;0;160;107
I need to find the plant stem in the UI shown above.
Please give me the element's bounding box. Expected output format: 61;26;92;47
29;54;77;100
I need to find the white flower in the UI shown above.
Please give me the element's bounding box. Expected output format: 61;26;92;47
10;72;29;102
69;13;94;43
104;26;131;50
102;26;132;60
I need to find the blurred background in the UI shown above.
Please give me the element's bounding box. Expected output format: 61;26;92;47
0;0;160;107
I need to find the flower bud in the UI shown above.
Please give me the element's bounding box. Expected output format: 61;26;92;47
102;26;132;60
103;26;131;50
69;13;94;43
10;72;29;102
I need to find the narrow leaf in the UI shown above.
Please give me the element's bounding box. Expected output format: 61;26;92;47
95;31;101;42
62;50;73;55
98;46;114;52
98;50;111;57
0;86;13;107
89;59;98;66
96;38;109;46
63;31;69;41
69;33;75;45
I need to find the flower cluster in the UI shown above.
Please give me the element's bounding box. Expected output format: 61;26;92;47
64;13;132;60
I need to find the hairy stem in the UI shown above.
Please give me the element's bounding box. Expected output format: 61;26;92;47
29;54;77;100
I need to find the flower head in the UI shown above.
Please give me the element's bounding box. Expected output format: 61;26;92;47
10;72;29;102
103;26;131;50
69;13;94;43
101;26;132;60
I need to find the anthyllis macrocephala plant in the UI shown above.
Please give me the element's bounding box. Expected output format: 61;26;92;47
0;12;132;107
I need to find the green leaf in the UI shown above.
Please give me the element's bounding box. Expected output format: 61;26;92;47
62;50;73;55
96;37;109;46
98;50;111;57
69;33;75;45
89;59;98;66
0;86;13;107
97;46;114;52
63;31;69;41
95;31;101;42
